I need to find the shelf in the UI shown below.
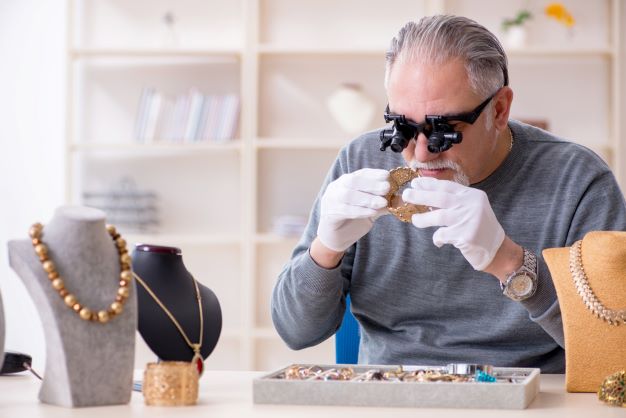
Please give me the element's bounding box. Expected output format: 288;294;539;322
70;48;241;59
254;138;347;150
257;44;387;55
506;47;615;57
257;45;616;57
255;233;301;244
70;141;242;154
124;233;241;247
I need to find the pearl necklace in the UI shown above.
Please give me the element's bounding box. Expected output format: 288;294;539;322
29;223;132;323
569;240;626;326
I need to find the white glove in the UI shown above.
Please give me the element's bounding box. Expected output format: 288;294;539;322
402;177;505;271
317;168;390;252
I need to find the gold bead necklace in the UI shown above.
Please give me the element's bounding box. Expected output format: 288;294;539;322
132;271;205;375
29;222;132;323
569;240;626;326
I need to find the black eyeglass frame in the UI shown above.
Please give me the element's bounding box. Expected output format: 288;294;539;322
380;92;497;153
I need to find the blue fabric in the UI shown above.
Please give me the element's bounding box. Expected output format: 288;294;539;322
335;295;360;364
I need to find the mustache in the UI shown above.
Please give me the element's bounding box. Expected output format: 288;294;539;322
409;159;462;171
409;159;470;186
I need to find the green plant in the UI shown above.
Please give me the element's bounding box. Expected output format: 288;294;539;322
501;10;533;31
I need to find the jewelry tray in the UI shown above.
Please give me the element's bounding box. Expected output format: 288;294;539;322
253;364;540;409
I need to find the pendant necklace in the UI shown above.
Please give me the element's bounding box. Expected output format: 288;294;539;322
133;271;205;374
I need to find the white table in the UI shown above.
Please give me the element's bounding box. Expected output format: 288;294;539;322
0;371;621;417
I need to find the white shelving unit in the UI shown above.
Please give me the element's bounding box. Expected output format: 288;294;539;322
66;0;623;371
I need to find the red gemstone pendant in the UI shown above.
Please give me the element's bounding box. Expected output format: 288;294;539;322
192;352;204;375
196;357;204;375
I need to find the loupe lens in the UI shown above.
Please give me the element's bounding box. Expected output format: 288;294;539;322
390;135;410;152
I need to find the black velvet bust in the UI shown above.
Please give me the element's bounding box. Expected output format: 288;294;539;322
132;244;222;365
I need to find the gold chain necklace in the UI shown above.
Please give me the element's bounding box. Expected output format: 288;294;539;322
508;126;514;153
133;271;205;374
29;223;132;323
569;240;626;325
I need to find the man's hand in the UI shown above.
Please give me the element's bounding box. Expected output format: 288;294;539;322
402;177;505;271
316;168;390;253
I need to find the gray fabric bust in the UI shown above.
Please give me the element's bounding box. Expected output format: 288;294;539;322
271;120;626;373
8;206;136;407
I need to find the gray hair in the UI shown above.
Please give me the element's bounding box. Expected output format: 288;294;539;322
384;15;508;99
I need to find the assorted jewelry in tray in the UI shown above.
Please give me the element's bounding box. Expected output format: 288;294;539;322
255;363;540;408
272;364;530;384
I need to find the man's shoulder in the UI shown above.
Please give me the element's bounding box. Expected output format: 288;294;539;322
343;128;383;152
512;120;609;170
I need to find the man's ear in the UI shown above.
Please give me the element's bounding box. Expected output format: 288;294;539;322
494;87;513;130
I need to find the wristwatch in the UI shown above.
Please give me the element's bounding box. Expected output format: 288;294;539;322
501;248;537;301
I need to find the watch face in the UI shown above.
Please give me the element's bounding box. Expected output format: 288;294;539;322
510;274;533;297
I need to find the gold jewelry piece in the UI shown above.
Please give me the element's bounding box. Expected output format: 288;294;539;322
283;365;324;380
405;370;469;383
386;167;430;222
29;223;131;323
276;365;497;383
507;126;514;153
569;240;626;325
598;370;625;407
133;271;205;374
338;367;354;380
143;361;199;406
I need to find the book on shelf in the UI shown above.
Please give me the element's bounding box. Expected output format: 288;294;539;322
133;87;240;144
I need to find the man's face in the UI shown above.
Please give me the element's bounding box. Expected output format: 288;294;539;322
387;59;501;185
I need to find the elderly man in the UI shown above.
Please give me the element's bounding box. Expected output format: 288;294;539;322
271;15;626;372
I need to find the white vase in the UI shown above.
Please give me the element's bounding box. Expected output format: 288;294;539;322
504;26;528;49
326;83;376;135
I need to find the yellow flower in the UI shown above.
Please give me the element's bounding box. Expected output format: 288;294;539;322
545;3;575;27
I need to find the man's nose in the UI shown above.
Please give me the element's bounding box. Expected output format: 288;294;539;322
414;132;440;161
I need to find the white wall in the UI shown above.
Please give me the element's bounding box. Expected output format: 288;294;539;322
0;1;66;371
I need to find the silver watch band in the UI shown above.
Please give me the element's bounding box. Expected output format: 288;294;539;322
520;247;537;275
500;247;537;302
500;247;538;293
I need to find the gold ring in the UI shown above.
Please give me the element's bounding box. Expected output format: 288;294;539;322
143;361;199;406
598;370;626;407
386;167;430;222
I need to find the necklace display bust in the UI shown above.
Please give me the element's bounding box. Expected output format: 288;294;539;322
7;205;137;407
543;231;626;392
132;244;221;366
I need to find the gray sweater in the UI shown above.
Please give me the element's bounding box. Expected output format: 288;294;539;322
271;120;626;373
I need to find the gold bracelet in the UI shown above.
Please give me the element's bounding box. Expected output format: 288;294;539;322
143;361;199;406
598;370;625;407
386;167;430;222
